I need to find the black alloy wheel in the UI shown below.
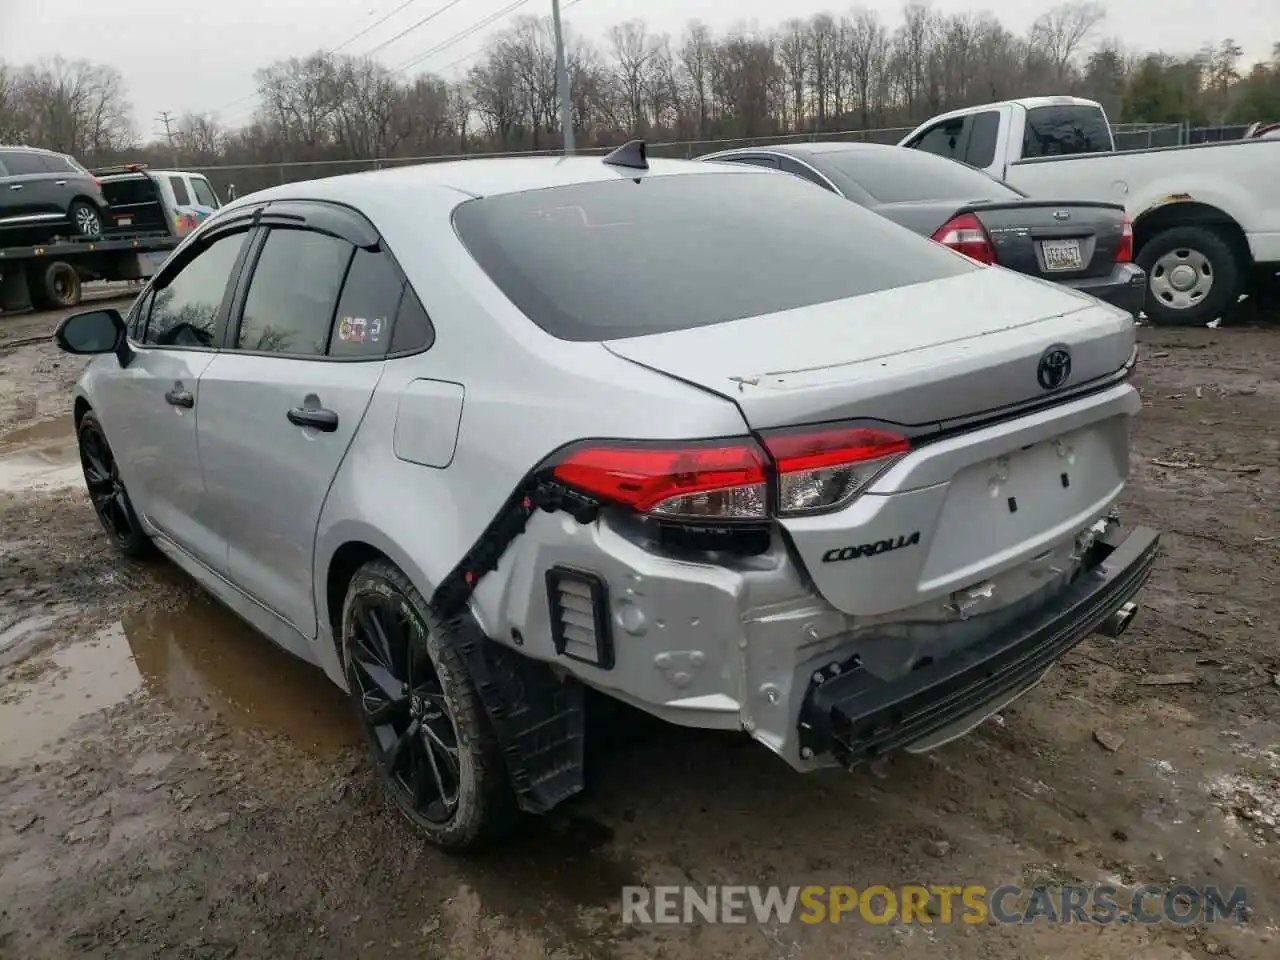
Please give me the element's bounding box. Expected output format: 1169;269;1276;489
77;410;152;558
342;560;514;848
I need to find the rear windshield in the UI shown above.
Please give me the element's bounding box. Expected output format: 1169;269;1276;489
819;149;1023;204
451;171;975;341
100;175;158;206
1022;104;1114;158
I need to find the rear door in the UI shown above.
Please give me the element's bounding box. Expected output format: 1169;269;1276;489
0;150;59;226
195;204;396;637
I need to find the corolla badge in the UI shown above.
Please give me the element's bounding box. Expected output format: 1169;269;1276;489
1037;345;1072;390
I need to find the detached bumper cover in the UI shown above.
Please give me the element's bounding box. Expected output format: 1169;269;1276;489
798;525;1160;766
1059;263;1147;317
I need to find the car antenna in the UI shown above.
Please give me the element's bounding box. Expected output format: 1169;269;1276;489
601;139;648;171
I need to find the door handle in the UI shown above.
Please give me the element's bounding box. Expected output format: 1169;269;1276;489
7;184;21;191
55;179;67;186
164;388;194;408
287;407;339;432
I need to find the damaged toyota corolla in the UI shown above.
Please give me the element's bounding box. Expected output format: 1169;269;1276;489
52;141;1159;849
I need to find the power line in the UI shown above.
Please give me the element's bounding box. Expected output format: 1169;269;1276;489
359;0;472;58
432;0;585;75
329;0;424;54
394;0;533;75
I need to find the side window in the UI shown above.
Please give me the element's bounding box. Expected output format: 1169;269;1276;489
390;284;434;354
191;177;219;208
779;157;838;192
39;154;78;174
127;288;155;340
3;151;48;175
328;248;404;358
236;228;353;357
908;118;968;160
723;155;779;169
964;111;1000;168
169;176;192;205
144;231;248;347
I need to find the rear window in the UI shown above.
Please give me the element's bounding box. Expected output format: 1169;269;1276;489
819;148;1022;205
169;176;192;205
101;175;158;207
40;154;79;174
451;172;975;342
1022;104;1114;158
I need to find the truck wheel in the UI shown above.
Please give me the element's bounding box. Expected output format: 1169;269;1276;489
68;200;103;237
30;261;82;310
1137;225;1242;327
341;559;518;850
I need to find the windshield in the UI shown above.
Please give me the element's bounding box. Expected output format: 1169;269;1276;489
452;171;976;342
818;148;1023;204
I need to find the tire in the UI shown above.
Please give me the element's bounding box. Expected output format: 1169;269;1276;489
67;199;103;237
1136;225;1243;327
341;559;517;849
30;261;81;310
77;410;154;559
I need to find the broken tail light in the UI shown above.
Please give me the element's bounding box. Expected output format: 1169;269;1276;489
550;426;911;521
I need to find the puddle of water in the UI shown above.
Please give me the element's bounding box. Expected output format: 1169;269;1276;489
120;595;358;755
0;623;141;766
0;417;80;493
0;593;358;766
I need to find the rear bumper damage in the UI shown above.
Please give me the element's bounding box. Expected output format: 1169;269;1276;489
1059;262;1147;317
797;522;1159;768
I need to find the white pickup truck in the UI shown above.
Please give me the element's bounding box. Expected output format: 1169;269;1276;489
898;96;1280;326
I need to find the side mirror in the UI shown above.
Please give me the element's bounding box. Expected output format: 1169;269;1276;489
52;308;134;368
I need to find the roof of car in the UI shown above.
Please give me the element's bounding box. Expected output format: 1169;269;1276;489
704;141;899;160
238;154;767;206
0;145;67;156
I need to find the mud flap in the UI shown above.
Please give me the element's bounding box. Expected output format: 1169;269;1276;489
445;612;586;814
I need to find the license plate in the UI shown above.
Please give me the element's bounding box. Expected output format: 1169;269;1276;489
116;216;132;226
1041;238;1083;271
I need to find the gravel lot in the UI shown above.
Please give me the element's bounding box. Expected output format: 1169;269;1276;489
1;292;1278;960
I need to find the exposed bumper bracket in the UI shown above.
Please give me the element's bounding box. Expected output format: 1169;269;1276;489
797;525;1160;766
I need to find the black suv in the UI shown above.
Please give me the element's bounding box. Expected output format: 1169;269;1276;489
0;146;112;244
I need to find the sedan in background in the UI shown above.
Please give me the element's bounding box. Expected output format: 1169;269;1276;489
699;142;1145;316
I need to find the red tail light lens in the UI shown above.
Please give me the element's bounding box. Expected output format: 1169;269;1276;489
764;426;910;515
551;427;911;521
1115;215;1133;263
931;213;995;265
552;441;769;520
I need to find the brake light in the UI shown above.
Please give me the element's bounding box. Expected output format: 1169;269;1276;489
1116;215;1133;263
930;213;995;264
552;441;769;519
550;426;911;521
764;426;911;515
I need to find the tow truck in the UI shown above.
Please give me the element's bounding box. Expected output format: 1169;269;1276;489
0;161;219;314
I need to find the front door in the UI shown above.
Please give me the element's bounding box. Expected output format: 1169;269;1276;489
96;226;254;572
196;225;396;637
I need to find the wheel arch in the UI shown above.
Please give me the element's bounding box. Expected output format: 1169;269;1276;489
323;538;390;660
73;395;91;428
1132;200;1249;263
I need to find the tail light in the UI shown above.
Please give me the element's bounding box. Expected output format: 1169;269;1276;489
550;426;910;522
1115;215;1133;263
930;213;995;265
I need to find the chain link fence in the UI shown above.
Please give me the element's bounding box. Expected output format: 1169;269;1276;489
189;121;1252;201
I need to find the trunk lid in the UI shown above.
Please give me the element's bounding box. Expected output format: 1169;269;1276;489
873;198;1127;281
602;266;1135;431
969;199;1126;280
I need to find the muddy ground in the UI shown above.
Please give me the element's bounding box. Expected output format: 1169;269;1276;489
1;290;1278;960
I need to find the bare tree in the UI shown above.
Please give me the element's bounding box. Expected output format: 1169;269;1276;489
1030;0;1107;82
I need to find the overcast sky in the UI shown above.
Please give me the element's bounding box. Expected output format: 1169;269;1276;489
1;0;1275;136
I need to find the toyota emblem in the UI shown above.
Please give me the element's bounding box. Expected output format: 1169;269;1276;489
1037;345;1072;390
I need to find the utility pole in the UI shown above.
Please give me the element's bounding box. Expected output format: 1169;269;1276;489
156;111;179;166
550;0;574;155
